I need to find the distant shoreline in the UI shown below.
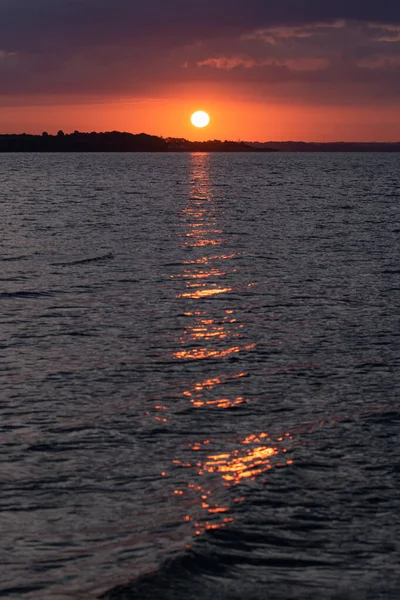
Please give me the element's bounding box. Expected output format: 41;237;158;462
1;132;400;152
0;133;276;153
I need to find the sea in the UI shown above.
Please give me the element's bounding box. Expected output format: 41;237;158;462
0;152;399;600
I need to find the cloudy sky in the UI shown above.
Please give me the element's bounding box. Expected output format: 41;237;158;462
1;0;400;139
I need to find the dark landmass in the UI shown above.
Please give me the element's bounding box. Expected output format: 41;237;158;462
250;141;400;152
0;131;275;153
0;131;399;152
0;132;167;153
166;137;275;152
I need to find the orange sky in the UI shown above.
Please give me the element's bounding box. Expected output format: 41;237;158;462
2;6;400;141
1;95;400;142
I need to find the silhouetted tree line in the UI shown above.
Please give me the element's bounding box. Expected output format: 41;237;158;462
0;131;168;152
3;132;396;152
0;131;277;153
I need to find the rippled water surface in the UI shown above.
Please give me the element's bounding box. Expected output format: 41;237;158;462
1;153;399;600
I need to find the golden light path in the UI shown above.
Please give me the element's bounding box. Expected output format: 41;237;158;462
153;153;293;541
191;111;210;128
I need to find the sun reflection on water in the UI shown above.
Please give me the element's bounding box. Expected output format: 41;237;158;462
159;153;293;537
177;287;232;300
172;431;294;535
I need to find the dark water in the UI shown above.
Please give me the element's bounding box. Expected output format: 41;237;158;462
1;153;399;600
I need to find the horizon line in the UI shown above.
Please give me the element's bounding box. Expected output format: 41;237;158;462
1;131;400;145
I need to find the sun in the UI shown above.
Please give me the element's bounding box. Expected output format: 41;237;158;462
191;111;210;128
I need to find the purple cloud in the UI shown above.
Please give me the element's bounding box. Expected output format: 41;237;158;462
1;1;400;103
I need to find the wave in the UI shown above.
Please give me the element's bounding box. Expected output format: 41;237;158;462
99;523;396;600
1;254;30;262
51;252;114;267
100;404;400;600
100;537;235;600
0;290;53;298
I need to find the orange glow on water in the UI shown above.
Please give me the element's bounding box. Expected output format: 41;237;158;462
182;372;247;410
174;343;255;361
183;253;239;266
177;286;232;299
180;318;239;342
189;373;247;392
204;446;278;483
183;237;222;248
242;432;271;444
163;151;295;540
174;432;294;535
191;397;245;409
172;268;226;280
182;326;231;341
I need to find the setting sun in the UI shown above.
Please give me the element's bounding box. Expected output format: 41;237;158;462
191;111;210;128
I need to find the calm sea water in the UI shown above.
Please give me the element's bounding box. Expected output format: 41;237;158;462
0;153;399;600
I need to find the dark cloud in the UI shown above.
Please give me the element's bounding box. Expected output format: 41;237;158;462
1;0;400;102
2;0;400;53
